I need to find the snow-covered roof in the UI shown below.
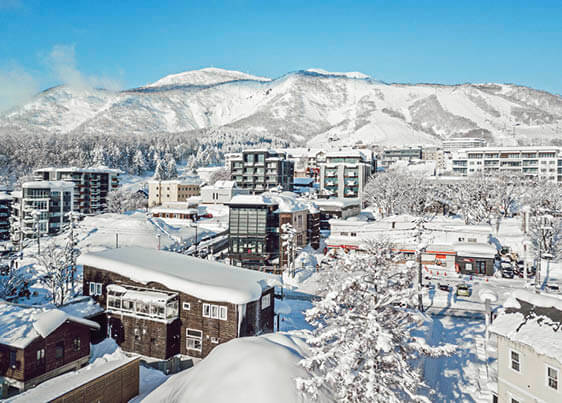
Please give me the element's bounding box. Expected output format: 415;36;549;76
21;180;75;190
228;194;278;206
313;198;361;209
0;192;12;201
149;177;202;185
34;166;121;174
490;290;562;364
453;242;497;258
77;247;278;304
0;304;100;349
151;207;198;215
207;180;237;189
9;353;138;402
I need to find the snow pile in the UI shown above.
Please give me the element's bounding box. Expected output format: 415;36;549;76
305;68;370;80
144;332;332;403
77;247;280;304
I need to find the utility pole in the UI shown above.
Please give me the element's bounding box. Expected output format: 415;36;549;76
157;233;161;250
115;233;119;248
418;247;425;312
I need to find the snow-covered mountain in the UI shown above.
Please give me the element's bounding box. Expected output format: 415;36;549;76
1;67;561;147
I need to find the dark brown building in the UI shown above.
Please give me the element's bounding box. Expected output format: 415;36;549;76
0;306;100;395
77;247;276;360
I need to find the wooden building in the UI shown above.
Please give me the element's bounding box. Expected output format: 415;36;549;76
0;306;100;394
78;247;277;360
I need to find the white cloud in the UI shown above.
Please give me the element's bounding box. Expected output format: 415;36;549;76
0;65;39;112
44;44;123;91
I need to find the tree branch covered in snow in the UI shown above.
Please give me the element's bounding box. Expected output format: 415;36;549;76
36;241;76;306
106;188;148;214
297;241;455;402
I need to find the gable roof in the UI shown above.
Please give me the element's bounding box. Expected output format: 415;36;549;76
77;247;279;305
0;304;100;349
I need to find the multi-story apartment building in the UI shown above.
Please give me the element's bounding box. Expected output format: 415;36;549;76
442;137;486;151
230;150;294;194
452;146;562;182
226;193;318;270
148;178;201;207
490;290;562;403
0;193;11;241
34;167;120;215
319;150;373;198
10;181;74;242
379;146;423;169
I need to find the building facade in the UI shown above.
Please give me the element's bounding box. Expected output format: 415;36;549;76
230;150;294;194
0;307;99;394
452;146;562;182
491;291;562;403
200;180;248;204
34;167;120;215
10;181;74;242
442;137;486;151
0;193;11;241
148;179;202;207
319;150;373;199
78;247;275;360
379;146;423;169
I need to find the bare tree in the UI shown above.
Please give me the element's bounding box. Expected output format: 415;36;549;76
36;241;75;306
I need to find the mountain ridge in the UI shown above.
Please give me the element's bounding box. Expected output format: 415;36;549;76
1;67;561;147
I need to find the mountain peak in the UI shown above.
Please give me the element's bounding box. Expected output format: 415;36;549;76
305;68;370;79
146;67;271;88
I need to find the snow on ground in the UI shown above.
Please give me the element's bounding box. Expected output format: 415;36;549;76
418;316;487;402
143;332;333;403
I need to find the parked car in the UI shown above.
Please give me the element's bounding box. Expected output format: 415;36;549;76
500;262;513;270
438;283;450;292
456;283;471;297
501;269;514;279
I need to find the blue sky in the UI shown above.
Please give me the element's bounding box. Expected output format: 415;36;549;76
0;0;561;109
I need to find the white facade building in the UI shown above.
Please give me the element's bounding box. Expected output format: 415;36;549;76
442;137;486;151
491;290;562;403
200;180;248;204
452;146;562;182
148;178;202;207
10;181;74;241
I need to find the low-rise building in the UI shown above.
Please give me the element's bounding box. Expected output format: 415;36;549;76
379;146;423;170
313;198;361;230
0;305;100;394
230;149;294;194
78;247;277;360
10;181;74;242
0;193;12;241
148;178;202;207
200;180;248;204
34;167;120;215
491;290;562;403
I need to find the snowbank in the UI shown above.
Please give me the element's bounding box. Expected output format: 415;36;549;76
144;332;332;403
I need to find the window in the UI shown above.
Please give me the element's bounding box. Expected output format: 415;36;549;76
547;366;559;390
183;302;191;311
350;232;357;237
36;348;45;364
9;350;17;367
89;282;102;296
73;337;81;352
261;294;271;310
186;329;202;352
55;341;64;360
203;303;227;320
211;337;219;344
510;350;521;372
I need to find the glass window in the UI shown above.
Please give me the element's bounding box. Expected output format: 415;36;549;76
511;350;520;372
73;337;81;351
261;294;271;310
219;306;228;320
55;341;64;360
203;303;211;317
548;366;559;390
186;328;203;351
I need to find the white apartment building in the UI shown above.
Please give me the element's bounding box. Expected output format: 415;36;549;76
452;146;562;182
34;167;120;214
319;150;374;198
148;178;202;207
200;180;248;204
490;290;562;403
10;181;74;241
442;137;486;151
